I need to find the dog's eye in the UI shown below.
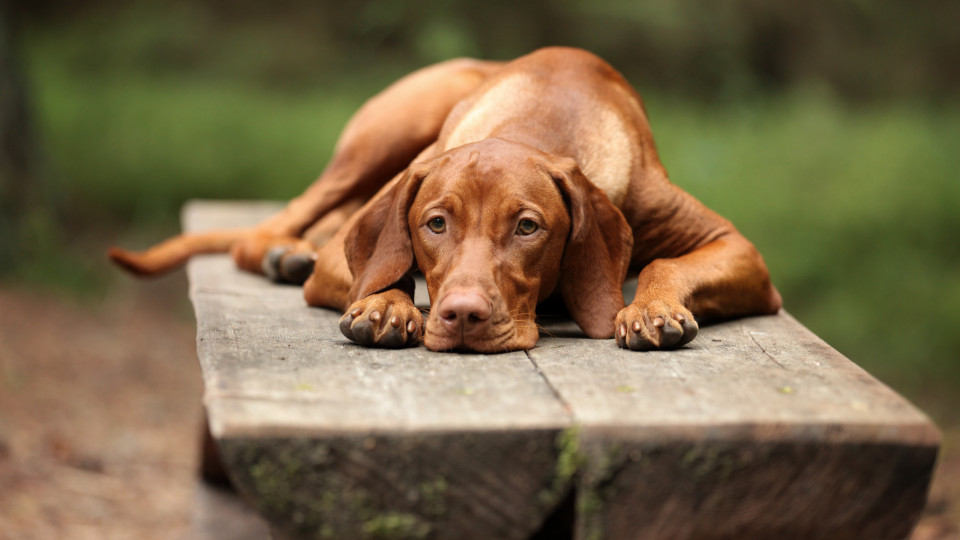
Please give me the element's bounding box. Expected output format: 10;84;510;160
427;217;446;233
516;219;539;236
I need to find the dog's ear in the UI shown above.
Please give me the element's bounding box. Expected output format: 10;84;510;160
545;157;633;339
344;165;429;303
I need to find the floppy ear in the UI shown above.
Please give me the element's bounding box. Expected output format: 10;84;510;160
546;157;633;339
343;166;429;303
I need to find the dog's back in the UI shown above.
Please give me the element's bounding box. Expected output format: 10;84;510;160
437;47;657;208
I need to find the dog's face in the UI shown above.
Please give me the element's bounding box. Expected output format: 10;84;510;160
409;141;571;351
345;138;633;352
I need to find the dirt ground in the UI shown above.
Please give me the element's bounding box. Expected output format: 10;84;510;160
0;277;203;540
0;278;957;539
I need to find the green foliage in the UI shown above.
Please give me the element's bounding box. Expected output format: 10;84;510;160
26;36;362;225
648;91;960;401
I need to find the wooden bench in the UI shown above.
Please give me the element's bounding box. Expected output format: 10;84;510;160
184;200;940;540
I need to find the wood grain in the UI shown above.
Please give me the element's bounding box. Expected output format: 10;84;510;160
185;201;573;540
184;200;940;540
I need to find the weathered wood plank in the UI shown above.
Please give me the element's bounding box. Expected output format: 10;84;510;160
531;313;936;438
191;258;569;436
184;201;574;539
184;200;939;540
531;279;939;540
219;430;570;540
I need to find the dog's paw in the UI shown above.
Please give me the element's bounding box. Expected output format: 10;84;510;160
262;246;317;284
339;289;423;348
615;299;698;351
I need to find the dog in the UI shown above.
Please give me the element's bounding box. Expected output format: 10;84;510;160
110;47;781;353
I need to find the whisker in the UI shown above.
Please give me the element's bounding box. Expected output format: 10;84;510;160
535;324;556;338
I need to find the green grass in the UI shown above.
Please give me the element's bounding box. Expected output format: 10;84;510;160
16;13;960;416
27;52;364;224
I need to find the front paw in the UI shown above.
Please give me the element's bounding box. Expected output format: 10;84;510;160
615;299;698;351
339;289;423;348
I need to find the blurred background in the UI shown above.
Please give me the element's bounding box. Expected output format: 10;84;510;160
1;0;958;537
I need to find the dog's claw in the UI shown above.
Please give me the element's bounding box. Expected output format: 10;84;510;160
350;315;378;344
659;320;683;348
339;311;358;340
376;329;406;349
615;300;698;351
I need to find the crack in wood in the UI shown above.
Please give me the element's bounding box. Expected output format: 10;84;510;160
525;350;575;419
745;322;786;369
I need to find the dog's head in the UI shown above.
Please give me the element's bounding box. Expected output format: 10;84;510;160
345;138;632;352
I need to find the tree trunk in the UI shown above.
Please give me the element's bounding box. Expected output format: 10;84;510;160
0;2;40;262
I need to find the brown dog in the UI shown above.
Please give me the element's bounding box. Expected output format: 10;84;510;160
110;47;781;352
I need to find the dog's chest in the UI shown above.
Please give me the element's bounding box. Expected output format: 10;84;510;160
443;73;634;208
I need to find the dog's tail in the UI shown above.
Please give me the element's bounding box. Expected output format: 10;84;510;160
108;228;254;277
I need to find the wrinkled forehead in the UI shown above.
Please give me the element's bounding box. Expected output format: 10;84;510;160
415;142;567;212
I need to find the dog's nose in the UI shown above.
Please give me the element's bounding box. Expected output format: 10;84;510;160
437;291;492;334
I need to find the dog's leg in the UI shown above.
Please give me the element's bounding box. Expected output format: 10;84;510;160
109;59;501;277
301;164;432;348
253;58;503;239
228;235;317;284
298;216;425;349
225;198;366;284
616;181;781;350
616;234;781;350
